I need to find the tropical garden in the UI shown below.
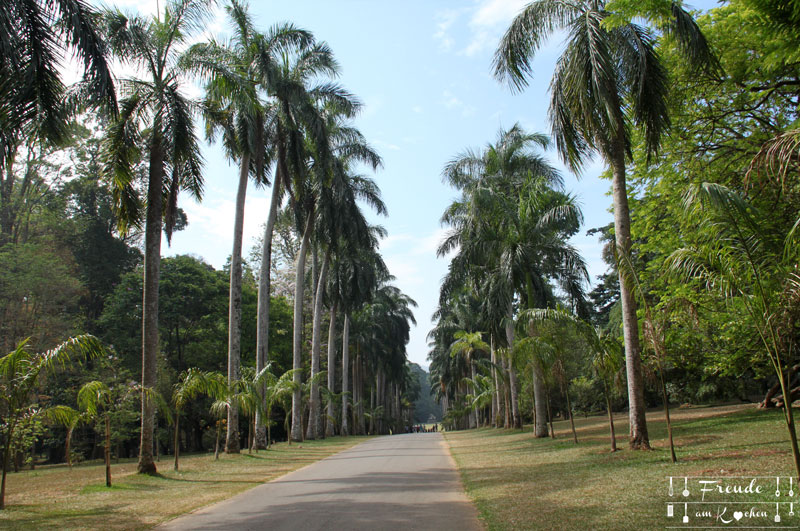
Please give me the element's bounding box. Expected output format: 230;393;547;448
1;0;800;528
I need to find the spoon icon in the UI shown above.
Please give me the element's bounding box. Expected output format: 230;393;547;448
683;477;690;497
777;477;781;497
669;477;674;496
790;477;794;497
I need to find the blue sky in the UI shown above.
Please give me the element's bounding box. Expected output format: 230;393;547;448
107;0;714;369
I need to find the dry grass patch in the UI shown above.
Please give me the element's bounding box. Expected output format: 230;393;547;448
0;436;371;530
446;404;794;530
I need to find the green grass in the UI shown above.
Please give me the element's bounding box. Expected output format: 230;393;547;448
445;404;796;530
0;436;371;530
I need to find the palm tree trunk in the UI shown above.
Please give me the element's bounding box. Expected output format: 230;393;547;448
66;427;74;469
214;420;220;460
326;300;338;438
226;154;249;454
546;390;555;438
139;134;164;475
291;211;313;442
658;368;677;462
491;337;499;428
173;414;180;471
255;168;282;450
105;415;111;487
469;362;478;429
307;250;329;440
505;302;521;428
610;152;650;450
533;361;548;437
564;381;578;444
341;314;350;436
605;383;617;452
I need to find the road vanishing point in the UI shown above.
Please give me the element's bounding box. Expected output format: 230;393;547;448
159;433;483;530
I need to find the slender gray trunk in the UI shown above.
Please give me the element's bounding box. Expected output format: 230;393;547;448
326;300;338;437
307;251;329;440
505;302;521;428
491;337;499;428
290;212;313;442
341;314;350;436
533;360;548;437
138;134;163;475
255;171;282;449
469;362;477;429
226;153;249;454
610;152;649;449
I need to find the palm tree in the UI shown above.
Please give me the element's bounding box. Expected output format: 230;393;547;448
494;0;716;449
0;0;117;173
185;0;313;454
45;406;84;469
77;381;114;487
102;0;213;473
0;335;104;509
171;368;223;470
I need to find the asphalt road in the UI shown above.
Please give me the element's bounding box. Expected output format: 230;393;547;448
158;433;483;531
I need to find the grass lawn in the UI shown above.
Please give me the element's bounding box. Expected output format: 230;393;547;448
0;436;371;530
445;404;796;530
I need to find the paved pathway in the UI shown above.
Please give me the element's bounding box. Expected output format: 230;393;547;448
159;433;482;530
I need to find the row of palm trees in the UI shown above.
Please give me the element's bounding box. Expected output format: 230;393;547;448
429;125;587;434
1;0;417;478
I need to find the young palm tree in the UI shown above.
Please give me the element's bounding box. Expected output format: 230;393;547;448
0;335;104;509
77;381;114;487
46;406;85;469
171;368;223;470
494;0;716;449
102;0;214;473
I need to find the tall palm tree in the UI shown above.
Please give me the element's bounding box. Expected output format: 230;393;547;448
186;0;313;453
494;0;716;448
102;0;213;473
302;116;384;440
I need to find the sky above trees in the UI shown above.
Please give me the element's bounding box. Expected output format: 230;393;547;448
99;0;713;368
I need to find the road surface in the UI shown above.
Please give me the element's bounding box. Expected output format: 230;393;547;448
159;433;482;530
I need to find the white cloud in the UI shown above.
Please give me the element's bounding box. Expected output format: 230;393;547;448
433;0;529;58
433;9;461;52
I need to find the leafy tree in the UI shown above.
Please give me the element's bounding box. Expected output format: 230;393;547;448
671;182;800;479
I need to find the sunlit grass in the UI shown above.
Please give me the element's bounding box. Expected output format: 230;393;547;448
0;436;371;530
445;404;794;530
